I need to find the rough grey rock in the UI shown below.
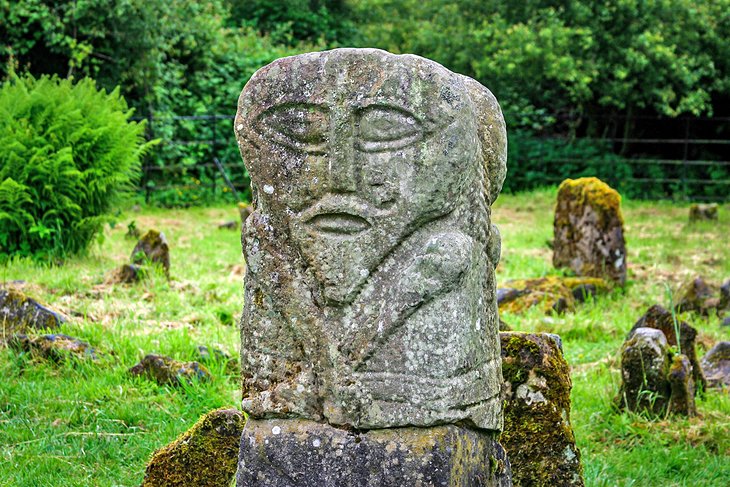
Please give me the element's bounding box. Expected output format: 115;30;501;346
552;177;627;285
110;263;146;284
667;354;697;416
129;354;211;386
675;276;717;315
627;304;705;392
689;203;719;222
131;229;170;277
720;279;730;311
615;327;672;415
237;418;511;487
235;48;510;486
701;341;730;389
0;288;64;341
234;48;507;430
500;332;584;486
9;333;97;361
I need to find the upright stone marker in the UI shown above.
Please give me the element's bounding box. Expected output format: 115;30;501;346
553;177;627;285
234;48;510;486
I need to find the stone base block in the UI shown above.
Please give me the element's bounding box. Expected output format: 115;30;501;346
237;419;511;486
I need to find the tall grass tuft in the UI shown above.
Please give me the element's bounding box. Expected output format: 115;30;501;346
0;73;153;260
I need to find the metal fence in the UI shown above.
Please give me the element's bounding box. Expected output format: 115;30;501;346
138;114;730;203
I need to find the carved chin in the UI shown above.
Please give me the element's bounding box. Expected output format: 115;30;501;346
297;232;387;305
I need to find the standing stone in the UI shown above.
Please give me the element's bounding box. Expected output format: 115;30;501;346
701;342;730;389
615;327;672;416
666;354;697;416
234;48;509;486
500;332;584;487
131;229;170;277
719;279;730;312
552;177;627;285
689;203;719;222
627;304;706;392
675;276;717;315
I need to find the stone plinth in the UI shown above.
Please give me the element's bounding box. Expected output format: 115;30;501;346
238;419;511;487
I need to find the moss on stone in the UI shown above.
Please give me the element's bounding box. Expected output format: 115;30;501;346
500;332;584;486
141;408;245;487
0;288;63;341
129;354;211;386
557;177;623;226
498;276;611;315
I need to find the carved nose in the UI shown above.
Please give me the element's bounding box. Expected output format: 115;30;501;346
328;119;357;193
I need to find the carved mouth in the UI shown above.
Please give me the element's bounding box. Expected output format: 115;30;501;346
306;212;371;235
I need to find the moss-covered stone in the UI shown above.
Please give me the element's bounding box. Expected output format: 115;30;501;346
627;304;706;392
498;276;610;314
109;263;147;284
0;288;64;342
667;354;697;416
689;203;719;222
142;408;245;487
701;341;730;389
675;276;718;315
500;332;584;486
615;327;672;416
131;229;170;277
552;177;626;285
9;333;97;361
720;279;730;311
129;354;211;386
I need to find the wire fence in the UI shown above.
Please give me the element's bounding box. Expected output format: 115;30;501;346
137;114;730;203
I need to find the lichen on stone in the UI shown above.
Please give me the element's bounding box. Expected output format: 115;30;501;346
129;354;211;386
0;288;64;342
498;276;610;314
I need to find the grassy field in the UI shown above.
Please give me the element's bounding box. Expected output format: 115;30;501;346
1;189;728;486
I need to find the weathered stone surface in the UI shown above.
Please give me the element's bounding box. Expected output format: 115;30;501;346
719;279;730;311
500;332;584;487
552;177;627;285
497;277;610;315
9;333;97;361
237;418;511;487
675;276;717;315
701;341;730;389
667;354;697;416
0;288;64;341
196;345;240;377
615;327;672;415
689;203;719;222
131;229;170;277
234;48;507;430
218;220;238;230
627;304;705;392
142;408;245;487
129;354;211;386
110;263;146;284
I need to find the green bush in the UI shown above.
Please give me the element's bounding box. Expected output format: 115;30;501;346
0;74;152;260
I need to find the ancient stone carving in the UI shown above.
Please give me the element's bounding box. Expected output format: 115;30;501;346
234;48;507;432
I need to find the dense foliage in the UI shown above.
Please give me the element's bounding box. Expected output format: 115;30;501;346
0;74;150;259
2;0;729;203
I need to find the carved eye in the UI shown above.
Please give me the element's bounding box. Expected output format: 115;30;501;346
357;106;423;152
258;104;329;153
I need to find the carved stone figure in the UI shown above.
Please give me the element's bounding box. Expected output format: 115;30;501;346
234;48;509;485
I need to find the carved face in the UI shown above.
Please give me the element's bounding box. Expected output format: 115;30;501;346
237;50;480;304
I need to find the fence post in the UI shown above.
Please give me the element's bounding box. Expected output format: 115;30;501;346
681;117;690;201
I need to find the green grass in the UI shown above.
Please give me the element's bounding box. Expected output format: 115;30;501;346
1;191;729;486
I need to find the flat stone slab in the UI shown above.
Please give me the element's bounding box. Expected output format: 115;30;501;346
237;419;511;487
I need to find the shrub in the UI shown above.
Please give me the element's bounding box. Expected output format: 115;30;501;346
0;74;152;260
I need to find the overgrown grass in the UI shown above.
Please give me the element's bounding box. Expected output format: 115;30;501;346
1;191;728;485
